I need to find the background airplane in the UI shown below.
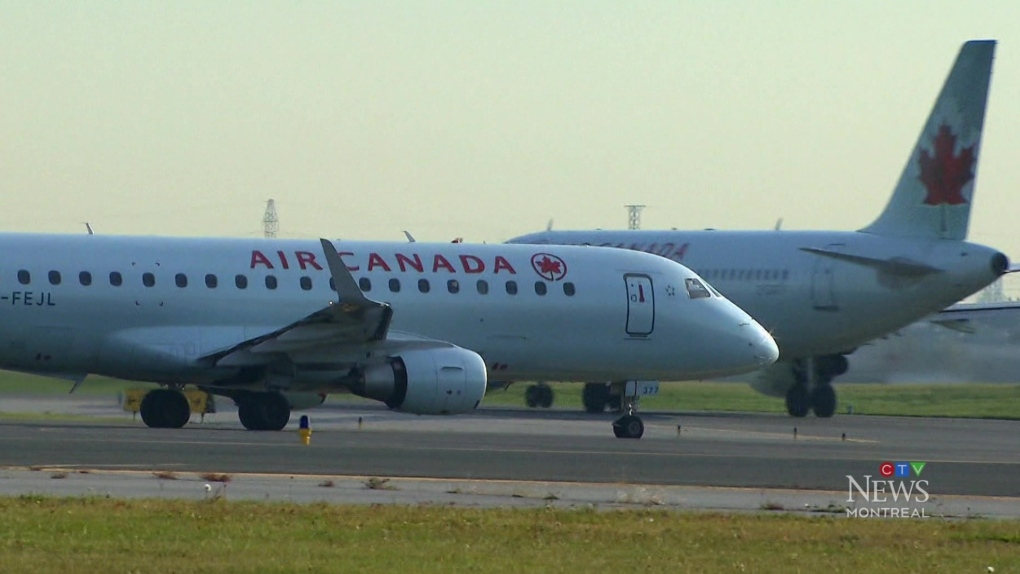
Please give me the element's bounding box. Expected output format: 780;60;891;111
840;300;1020;384
508;40;1006;418
0;235;777;439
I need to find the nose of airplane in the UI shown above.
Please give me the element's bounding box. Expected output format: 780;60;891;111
744;320;780;367
707;314;779;376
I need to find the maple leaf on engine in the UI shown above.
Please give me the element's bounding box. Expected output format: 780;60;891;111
918;124;975;206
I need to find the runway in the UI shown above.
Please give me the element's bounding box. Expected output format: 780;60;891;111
1;397;1019;516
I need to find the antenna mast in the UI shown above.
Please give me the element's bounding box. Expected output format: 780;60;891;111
263;199;279;239
625;204;646;230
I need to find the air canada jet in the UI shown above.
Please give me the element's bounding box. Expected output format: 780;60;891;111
0;235;777;439
509;40;1007;418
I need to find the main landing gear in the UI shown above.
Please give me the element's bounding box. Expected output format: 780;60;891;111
784;355;846;418
524;383;554;408
583;381;649;439
138;388;292;430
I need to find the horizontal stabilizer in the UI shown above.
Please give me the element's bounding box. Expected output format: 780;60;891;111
800;247;943;277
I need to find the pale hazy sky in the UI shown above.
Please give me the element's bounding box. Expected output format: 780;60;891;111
3;2;1020;255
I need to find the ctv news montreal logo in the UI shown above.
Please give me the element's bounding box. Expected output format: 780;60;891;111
846;461;929;518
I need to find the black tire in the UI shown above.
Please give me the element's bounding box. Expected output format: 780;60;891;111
811;385;837;418
538;384;554;408
140;389;191;429
237;401;263;431
161;390;191;429
607;394;623;413
524;385;541;408
139;391;166;428
582;383;609;414
237;393;290;431
612;415;645;439
259;393;291;431
785;384;811;418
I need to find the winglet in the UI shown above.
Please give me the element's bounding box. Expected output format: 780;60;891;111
860;40;996;240
320;239;372;308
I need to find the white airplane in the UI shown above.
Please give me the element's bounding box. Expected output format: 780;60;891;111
508;40;1007;418
0;235;778;439
839;301;1020;384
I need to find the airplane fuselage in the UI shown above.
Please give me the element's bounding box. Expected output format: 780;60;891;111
510;229;1006;359
0;233;776;392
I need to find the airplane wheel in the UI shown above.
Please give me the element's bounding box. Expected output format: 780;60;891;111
139;391;166;428
140;389;190;429
785;384;810;418
538;384;554;408
811;385;837;418
237;401;263;430
524;385;541;408
582;383;609;414
607;394;623;413
612;415;644;439
260;393;291;431
238;393;291;431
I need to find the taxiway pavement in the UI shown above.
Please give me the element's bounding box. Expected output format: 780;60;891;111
0;396;1017;516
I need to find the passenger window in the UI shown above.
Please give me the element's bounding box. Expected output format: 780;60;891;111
358;277;371;292
79;271;92;286
142;273;155;287
49;270;61;285
265;275;278;290
205;274;218;288
563;282;575;296
447;279;460;294
685;277;712;299
175;273;188;288
389;278;401;293
534;282;547;296
505;281;518;295
300;276;312;291
476;280;489;295
418;278;430;293
235;275;248;289
17;270;30;285
329;278;337;291
110;272;123;287
782;269;790;280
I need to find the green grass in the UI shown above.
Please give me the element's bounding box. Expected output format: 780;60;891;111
0;371;136;396
484;381;1020;419
4;369;1019;420
0;497;1017;573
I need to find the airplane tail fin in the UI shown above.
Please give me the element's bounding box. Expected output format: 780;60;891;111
860;40;995;241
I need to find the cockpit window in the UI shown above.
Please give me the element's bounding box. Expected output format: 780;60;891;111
685;277;712;299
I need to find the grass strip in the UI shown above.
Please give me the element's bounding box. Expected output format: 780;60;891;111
0;496;1017;573
484;381;1020;419
4;369;1019;420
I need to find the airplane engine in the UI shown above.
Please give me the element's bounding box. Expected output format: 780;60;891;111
355;347;487;415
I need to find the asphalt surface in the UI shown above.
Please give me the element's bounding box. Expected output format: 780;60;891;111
0;397;1017;498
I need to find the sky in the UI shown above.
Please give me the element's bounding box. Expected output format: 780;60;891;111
3;1;1020;257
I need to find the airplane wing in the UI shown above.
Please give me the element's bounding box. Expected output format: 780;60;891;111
198;239;393;365
928;301;1020;335
800;247;943;277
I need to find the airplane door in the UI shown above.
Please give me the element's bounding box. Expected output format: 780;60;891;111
625;274;655;336
811;244;842;311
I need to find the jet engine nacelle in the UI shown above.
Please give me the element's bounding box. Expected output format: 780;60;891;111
356;347;487;415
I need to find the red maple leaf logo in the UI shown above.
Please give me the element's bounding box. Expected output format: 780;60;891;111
918;124;974;206
530;253;568;281
537;256;561;275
